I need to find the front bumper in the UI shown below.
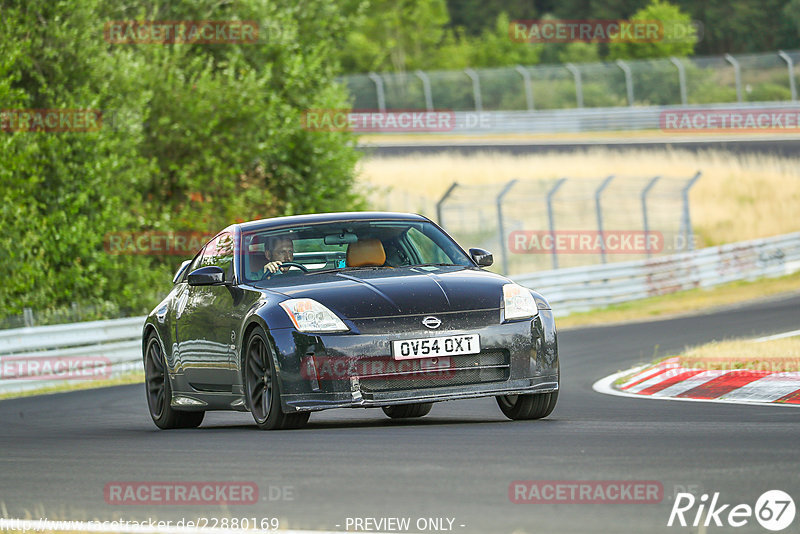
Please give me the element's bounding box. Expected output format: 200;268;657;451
267;309;559;413
283;375;559;411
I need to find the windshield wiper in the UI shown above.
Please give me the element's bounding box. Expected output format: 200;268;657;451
307;268;341;275
343;265;385;271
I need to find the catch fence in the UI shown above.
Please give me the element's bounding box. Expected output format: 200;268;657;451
340;50;800;113
436;172;701;275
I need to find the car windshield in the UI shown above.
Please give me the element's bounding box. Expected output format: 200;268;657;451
240;219;472;283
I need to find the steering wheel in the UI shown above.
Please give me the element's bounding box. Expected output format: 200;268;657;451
260;261;308;280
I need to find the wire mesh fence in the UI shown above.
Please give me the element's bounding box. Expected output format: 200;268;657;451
434;172;701;275
0;301;135;330
340;50;800;112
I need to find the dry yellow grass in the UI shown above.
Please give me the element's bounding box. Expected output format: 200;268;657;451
357;149;800;246
678;337;800;372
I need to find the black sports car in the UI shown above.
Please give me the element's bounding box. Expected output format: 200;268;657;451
142;212;559;430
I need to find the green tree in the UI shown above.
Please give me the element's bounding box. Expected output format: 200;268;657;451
608;0;697;60
445;0;539;36
463;12;543;68
339;0;450;73
0;0;363;319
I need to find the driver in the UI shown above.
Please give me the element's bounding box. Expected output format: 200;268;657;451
262;235;294;276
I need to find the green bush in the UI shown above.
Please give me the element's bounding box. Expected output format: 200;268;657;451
0;0;363;321
746;83;793;102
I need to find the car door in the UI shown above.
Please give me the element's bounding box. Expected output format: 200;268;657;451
175;232;238;391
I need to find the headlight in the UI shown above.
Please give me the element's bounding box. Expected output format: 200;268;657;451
502;284;538;320
279;298;349;333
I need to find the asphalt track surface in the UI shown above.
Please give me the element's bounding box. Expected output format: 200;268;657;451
360;137;800;157
1;293;799;534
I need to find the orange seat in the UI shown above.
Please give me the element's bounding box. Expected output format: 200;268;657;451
346;239;386;267
247;236;267;275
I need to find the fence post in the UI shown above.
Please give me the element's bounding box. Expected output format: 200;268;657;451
680;171;702;252
615;60;634;106
778;50;798;102
594;175;615;264
669;57;688;106
565;63;583;108
436;182;459;227
496;179;519;275
367;72;386;112
464;68;483;112
23;307;34;328
547;178;567;269
415;70;434;111
641;176;661;258
514;65;535;111
724;54;743;103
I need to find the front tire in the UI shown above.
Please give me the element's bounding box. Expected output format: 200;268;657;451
244;327;309;430
496;390;558;420
382;403;433;419
144;334;204;429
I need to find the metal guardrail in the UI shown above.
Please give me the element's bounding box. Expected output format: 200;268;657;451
2;231;799;394
432;102;800;134
513;232;800;316
0;317;145;394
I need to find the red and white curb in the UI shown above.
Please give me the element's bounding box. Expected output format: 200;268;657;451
594;357;800;407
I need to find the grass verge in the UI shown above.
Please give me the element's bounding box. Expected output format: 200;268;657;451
556;270;800;329
679;337;800;372
613;334;800;387
0;371;144;401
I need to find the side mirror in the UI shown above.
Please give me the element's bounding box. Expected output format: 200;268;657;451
187;266;225;286
173;259;192;284
469;248;493;267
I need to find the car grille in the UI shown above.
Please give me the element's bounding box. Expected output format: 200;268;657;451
357;349;509;392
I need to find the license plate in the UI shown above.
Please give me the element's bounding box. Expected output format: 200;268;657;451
392;334;480;360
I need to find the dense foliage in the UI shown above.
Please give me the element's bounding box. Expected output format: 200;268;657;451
0;0;362;320
338;0;800;73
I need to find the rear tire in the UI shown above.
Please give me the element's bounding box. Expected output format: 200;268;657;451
243;327;309;430
496;390;558;420
382;402;433;419
144;333;204;429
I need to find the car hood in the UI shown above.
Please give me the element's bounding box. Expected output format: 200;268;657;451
263;266;509;318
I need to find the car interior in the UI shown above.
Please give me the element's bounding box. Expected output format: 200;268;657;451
242;222;464;281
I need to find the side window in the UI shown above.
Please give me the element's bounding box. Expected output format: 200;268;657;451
201;232;235;280
405;228;451;264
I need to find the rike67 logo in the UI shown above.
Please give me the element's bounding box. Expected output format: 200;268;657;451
668;490;796;531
